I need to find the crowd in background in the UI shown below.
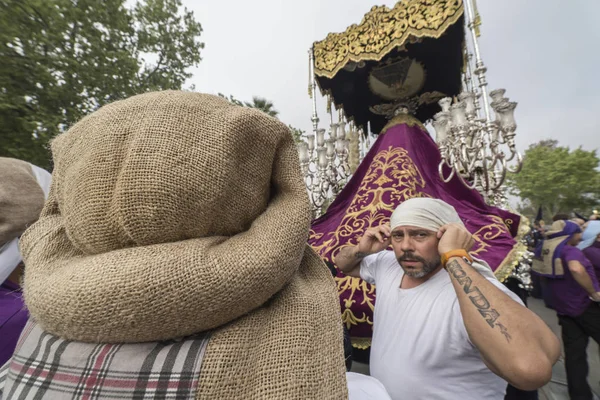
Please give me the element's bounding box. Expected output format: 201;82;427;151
528;212;600;399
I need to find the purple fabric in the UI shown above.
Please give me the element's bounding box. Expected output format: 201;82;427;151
0;279;28;366
308;122;521;342
549;246;600;317
583;241;600;286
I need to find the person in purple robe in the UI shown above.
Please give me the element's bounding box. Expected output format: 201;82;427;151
0;157;51;366
544;220;600;400
580;221;600;275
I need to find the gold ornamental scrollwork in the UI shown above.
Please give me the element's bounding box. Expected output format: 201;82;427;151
313;0;464;79
471;215;512;257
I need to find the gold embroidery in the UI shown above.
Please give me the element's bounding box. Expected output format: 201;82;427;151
339;278;375;329
471;215;511;256
313;0;464;79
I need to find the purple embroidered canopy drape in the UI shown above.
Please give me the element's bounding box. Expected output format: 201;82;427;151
308;119;523;347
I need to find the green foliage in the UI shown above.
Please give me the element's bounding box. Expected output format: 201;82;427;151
288;125;304;143
217;93;243;107
507;139;600;218
0;0;203;169
243;96;278;118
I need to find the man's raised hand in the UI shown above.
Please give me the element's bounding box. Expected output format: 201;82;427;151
357;224;392;255
437;223;474;255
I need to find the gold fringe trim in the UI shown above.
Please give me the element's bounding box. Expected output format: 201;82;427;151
379;114;426;134
494;215;531;282
351;336;372;350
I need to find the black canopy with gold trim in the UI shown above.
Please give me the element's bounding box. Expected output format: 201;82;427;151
313;0;464;133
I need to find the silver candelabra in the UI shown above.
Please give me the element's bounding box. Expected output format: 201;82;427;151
297;122;352;218
432;0;522;206
298;49;362;218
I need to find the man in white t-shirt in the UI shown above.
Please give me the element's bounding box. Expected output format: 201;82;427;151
335;198;560;400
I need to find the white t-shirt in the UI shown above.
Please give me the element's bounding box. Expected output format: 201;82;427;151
360;251;524;400
346;372;392;400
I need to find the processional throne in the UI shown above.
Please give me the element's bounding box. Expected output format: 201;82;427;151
299;0;532;351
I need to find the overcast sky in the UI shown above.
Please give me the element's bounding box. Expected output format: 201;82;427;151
183;0;599;154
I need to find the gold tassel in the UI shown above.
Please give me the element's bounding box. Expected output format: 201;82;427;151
327;96;331;113
472;0;482;37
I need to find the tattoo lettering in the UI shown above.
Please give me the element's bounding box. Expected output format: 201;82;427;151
337;247;367;261
446;260;511;342
446;260;498;327
495;322;512;343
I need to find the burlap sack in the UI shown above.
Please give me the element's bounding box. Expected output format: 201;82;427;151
0;158;45;244
532;220;570;278
20;91;348;399
531;236;566;277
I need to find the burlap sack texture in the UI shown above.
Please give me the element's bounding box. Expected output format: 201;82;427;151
20;91;348;399
0;157;45;245
532;220;568;277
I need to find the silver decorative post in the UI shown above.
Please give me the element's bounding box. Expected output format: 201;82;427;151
432;0;523;206
299;47;352;218
309;48;319;135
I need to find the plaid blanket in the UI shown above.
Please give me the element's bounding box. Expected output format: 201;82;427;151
0;321;210;399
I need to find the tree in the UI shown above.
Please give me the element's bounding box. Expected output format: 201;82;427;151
288;125;304;143
217;93;243;107
507;140;600;218
0;0;203;169
244;96;279;118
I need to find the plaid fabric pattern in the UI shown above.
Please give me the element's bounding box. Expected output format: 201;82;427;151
0;321;210;399
0;362;9;400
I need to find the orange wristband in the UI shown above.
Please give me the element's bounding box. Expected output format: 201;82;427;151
441;249;473;268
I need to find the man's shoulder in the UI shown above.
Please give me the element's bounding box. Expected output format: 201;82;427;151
360;251;400;284
363;250;396;266
376;250;397;262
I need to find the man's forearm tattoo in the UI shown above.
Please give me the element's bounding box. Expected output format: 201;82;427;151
355;251;368;259
446;259;511;343
338;247;365;261
338;247;368;260
495;322;512;343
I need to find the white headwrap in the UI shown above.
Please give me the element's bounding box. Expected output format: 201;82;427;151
390;198;497;281
0;163;51;284
390;198;464;231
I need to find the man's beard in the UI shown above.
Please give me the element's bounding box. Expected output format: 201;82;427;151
398;252;441;278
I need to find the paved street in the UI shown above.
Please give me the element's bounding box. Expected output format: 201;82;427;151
528;298;600;400
351;297;600;399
